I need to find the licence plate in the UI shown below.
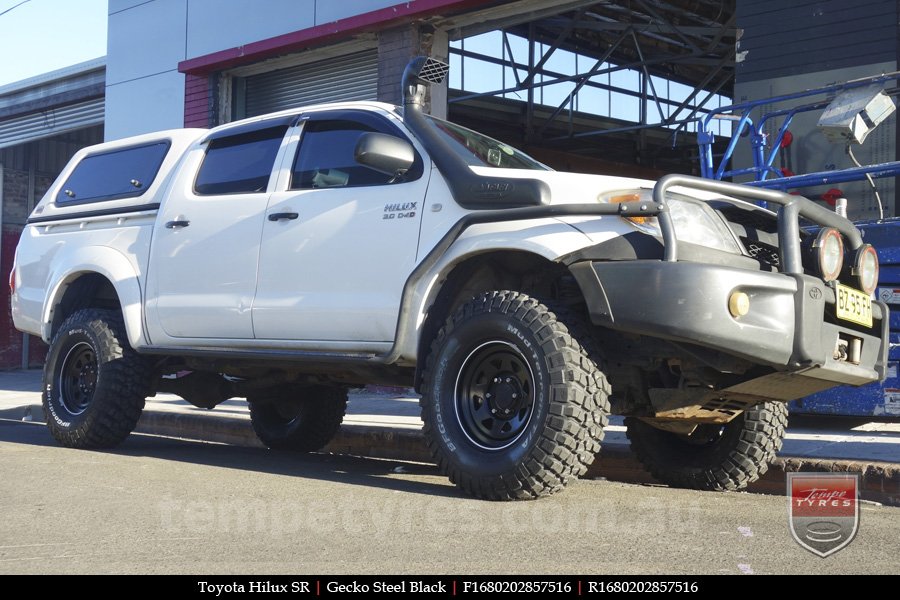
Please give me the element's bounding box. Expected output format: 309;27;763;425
836;283;872;327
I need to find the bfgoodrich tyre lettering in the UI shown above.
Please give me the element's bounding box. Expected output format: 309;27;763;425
420;290;610;500
43;309;151;448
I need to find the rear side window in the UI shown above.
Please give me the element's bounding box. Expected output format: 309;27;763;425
194;126;286;195
56;141;170;205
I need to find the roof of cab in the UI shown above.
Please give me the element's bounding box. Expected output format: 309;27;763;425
203;100;400;140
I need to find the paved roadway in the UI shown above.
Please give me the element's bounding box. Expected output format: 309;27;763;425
1;420;897;575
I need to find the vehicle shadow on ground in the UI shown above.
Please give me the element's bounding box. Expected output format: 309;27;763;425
0;420;463;500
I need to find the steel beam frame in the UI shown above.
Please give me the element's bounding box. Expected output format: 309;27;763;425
448;1;735;143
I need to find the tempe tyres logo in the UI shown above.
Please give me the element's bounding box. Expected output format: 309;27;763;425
788;473;859;557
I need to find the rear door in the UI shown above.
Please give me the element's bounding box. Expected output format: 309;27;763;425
145;118;291;342
252;109;429;343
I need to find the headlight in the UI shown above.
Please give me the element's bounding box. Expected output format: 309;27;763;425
812;228;843;282
602;190;741;254
852;244;879;296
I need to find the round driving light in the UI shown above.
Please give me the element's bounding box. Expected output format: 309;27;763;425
728;291;750;318
813;228;844;282
852;244;879;296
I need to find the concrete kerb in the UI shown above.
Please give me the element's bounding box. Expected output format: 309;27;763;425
3;402;899;506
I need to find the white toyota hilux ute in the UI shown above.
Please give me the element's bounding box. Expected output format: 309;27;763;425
11;58;890;499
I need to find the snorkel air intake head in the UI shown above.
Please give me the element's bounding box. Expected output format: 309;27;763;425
402;56;449;109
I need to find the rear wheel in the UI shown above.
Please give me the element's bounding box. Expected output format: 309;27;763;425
43;309;152;448
248;384;347;451
625;401;788;491
420;291;610;500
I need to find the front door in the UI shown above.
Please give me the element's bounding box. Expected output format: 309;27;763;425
252;110;429;343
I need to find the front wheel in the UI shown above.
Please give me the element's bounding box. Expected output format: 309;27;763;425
420;291;610;500
43;309;152;448
625;402;788;491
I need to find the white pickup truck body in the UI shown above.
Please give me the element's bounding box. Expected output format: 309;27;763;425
10;58;889;499
15;104;644;359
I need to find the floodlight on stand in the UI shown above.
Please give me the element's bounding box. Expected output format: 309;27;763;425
817;84;896;145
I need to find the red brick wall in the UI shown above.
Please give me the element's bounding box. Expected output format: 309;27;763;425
1;226;47;369
184;74;211;128
1;227;19;367
377;24;441;111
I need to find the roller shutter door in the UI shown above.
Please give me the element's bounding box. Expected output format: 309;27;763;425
0;98;104;150
244;50;378;117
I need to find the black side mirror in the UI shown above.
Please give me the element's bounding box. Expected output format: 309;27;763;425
354;132;415;177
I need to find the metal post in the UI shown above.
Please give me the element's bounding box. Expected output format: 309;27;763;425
502;31;521;86
526;22;535;141
631;31;665;123
23;150;34;370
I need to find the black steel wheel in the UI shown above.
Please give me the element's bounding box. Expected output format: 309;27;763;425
58;342;98;415
455;341;536;450
249;384;347;452
420;290;610;500
43;309;152;448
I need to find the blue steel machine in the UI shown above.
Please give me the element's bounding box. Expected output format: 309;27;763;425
695;75;899;417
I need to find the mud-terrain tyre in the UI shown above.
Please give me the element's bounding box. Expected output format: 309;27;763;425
625;401;788;491
43;309;152;448
420;290;610;500
248;385;348;452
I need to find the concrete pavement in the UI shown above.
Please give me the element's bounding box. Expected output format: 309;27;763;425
2;369;899;505
3;420;898;574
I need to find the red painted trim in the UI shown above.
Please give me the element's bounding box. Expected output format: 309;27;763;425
183;73;210;128
178;0;506;75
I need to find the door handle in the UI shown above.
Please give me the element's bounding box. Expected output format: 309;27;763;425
268;212;299;221
165;219;190;229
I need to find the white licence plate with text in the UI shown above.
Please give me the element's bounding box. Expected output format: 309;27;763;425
836;283;872;327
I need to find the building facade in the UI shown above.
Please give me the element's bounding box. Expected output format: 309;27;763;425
2;0;897;368
106;0;463;139
0;60;105;368
105;0;740;176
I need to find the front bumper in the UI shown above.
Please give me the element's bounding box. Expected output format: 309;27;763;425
570;260;889;397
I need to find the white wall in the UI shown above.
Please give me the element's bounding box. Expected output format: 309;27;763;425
106;0;403;140
185;0;316;59
106;0;188;140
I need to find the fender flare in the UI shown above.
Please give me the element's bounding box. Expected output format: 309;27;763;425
42;245;146;348
392;221;610;365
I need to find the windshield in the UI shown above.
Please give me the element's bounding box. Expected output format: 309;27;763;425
423;115;551;171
